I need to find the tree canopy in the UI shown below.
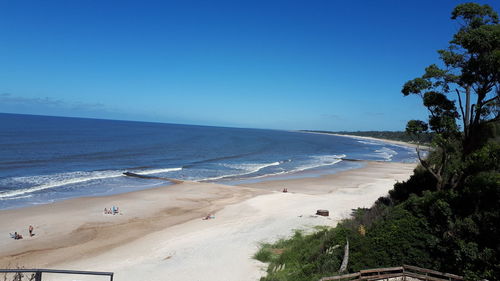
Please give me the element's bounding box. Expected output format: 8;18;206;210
402;2;499;189
257;4;500;281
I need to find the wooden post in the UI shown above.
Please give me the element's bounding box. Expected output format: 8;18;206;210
34;271;42;281
316;210;329;216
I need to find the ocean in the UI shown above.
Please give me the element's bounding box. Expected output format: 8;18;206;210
0;113;417;210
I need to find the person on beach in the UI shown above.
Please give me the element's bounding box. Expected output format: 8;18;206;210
13;232;23;240
203;214;215;220
28;225;34;237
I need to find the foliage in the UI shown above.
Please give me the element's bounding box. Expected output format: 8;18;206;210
258;207;437;281
402;2;499;190
258;151;499;279
255;246;274;263
406;120;429;143
389;166;437;204
256;230;345;281
257;4;499;281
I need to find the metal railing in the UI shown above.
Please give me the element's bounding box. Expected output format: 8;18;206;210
319;264;464;281
0;269;113;281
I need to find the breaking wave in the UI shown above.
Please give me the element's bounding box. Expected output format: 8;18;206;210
0;167;183;199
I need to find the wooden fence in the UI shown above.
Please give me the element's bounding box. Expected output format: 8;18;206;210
320;264;464;281
0;269;114;281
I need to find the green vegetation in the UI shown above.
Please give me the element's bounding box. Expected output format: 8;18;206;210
259;3;499;281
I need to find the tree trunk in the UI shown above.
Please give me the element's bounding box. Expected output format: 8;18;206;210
339;239;349;273
465;86;471;135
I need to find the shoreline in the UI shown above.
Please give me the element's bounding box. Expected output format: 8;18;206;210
300;130;430;150
1;130;422;212
0;161;417;281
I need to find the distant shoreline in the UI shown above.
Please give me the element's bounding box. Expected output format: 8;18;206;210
299;130;430;151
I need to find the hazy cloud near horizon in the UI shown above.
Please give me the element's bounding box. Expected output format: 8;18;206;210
0;93;236;127
0;93;412;131
0;93;128;121
0;93;105;110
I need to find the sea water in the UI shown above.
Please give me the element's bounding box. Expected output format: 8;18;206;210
0;113;417;209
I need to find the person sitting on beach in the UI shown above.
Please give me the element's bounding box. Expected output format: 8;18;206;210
104;208;108;214
28;225;34;237
13;232;23;240
203;214;215;220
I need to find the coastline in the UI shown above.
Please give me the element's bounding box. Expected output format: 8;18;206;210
0;161;416;281
300;130;430;150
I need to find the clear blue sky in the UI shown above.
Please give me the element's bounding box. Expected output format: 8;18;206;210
1;0;498;130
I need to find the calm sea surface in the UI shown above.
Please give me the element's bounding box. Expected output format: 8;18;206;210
0;113;417;209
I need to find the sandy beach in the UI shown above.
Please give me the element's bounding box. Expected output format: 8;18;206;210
0;161;416;281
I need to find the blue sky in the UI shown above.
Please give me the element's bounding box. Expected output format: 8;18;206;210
1;0;498;130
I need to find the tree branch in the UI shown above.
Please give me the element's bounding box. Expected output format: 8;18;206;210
451;172;464;189
484;115;500;124
438;148;447;177
469;103;476;128
482;95;499;105
455;88;467;133
416;147;442;186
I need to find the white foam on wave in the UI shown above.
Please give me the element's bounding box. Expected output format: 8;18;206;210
357;138;417;156
2;194;33;200
374;147;398;161
391;143;418;153
357;140;381;145
0;166;184;199
246;154;347;180
291;154;346;173
222;161;281;172
136;167;183;175
199;161;282;182
0;170;125;199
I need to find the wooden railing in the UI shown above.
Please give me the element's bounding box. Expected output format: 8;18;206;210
0;269;114;281
319;264;464;281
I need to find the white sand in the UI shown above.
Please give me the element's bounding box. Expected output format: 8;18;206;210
0;162;416;281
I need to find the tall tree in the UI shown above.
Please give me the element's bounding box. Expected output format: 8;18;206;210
402;3;499;189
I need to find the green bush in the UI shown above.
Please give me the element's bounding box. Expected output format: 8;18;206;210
254;247;273;262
